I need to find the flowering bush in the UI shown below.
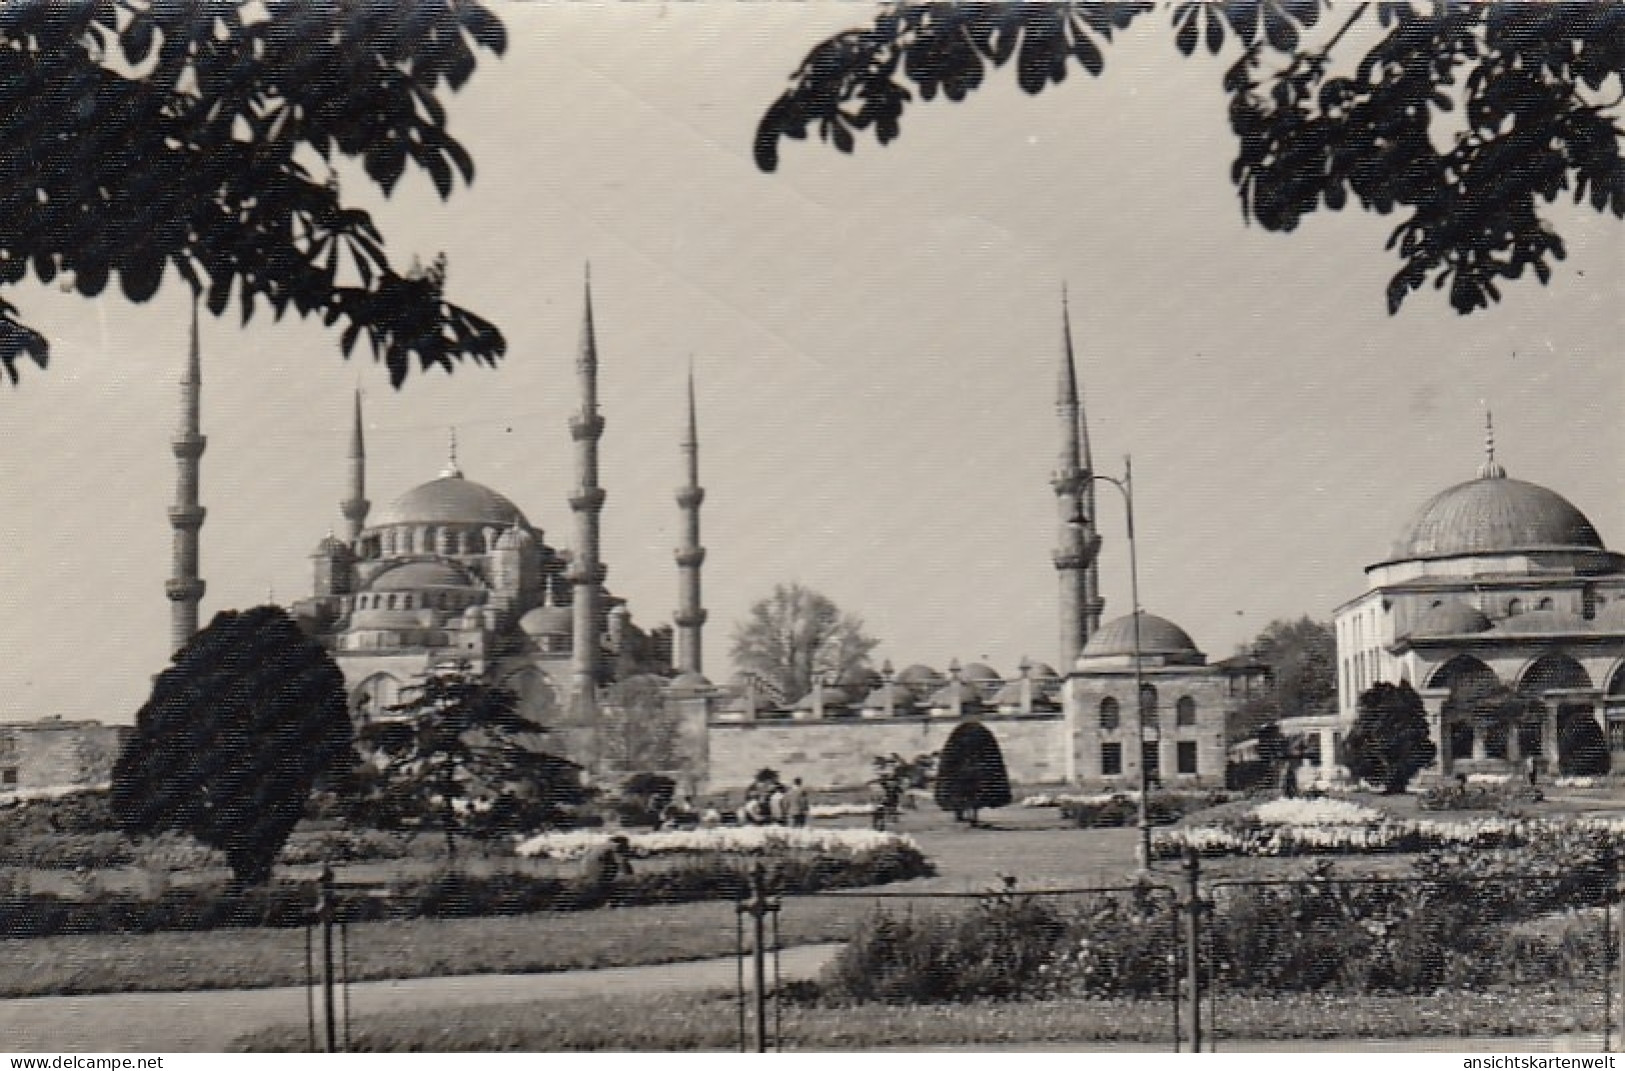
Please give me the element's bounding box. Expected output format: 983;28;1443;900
808;803;876;819
1418;781;1542;812
515;825;919;862
1555;776;1598;789
1249;798;1384;826
1157;813;1625;860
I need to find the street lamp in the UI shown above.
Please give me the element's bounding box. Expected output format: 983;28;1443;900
1072;454;1153;870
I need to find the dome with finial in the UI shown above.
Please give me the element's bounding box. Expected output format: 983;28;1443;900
1382;417;1603;566
370;430;530;529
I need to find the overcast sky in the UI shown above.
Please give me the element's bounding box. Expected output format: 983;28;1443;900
1;3;1620;722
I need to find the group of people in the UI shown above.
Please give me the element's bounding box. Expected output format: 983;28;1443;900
740;775;810;827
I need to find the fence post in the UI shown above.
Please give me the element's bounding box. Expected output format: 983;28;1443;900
1182;848;1203;1053
317;865;338;1054
736;862;778;1053
1616;851;1624;1052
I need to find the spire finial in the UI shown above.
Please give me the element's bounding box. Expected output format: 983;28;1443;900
1478;408;1506;479
441;427;463;478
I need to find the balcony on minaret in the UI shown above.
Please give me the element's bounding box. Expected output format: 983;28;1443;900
673;607;708;629
569;487;606;513
564;558;608;585
171;433;206;459
568;412;605;441
164;577;205;602
168;504;207;529
675;486;705;509
674;546;706;568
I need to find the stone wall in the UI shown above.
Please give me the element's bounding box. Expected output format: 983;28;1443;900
704;713;1068;793
1066;672;1233;790
0;720;129;793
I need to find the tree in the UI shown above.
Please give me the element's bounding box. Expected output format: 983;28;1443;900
599;674;683;774
759;2;1625;317
110;605;352;887
1244;616;1338;721
1343;680;1437;794
357;661;582;859
0;0;507;388
933;721;1012;824
730;583;880;701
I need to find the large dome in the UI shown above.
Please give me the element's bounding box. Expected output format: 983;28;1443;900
1081;612;1202;660
1387;476;1603;564
371;474;529;529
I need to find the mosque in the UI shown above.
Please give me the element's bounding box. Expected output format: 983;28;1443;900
1334;419;1625;779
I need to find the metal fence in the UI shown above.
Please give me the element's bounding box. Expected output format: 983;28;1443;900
740;854;1625;1053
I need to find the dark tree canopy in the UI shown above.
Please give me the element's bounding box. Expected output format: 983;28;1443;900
0;0;506;388
933;720;1012;823
1245;616;1338;720
1344;680;1436;793
759;1;1625;315
730;582;880;703
110;605;353;886
357;661;583;851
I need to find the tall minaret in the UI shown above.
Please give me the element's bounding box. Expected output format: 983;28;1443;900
1052;287;1101;666
165;297;207;654
340;389;370;542
568;268;606;715
673;362;707;675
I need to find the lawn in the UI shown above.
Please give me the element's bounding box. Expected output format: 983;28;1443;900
230;982;1610;1052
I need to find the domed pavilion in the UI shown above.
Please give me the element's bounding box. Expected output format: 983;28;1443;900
1334;420;1625;778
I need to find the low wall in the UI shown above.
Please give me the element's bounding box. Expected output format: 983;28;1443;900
704;713;1068;793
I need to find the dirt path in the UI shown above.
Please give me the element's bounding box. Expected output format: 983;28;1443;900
0;945;842;1052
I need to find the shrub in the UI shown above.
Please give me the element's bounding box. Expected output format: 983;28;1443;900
1419;781;1543;812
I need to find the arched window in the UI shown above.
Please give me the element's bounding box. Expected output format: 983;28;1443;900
1139;683;1159;725
1508;598;1524;617
1176;696;1196;727
1099;696;1119;731
1537;597;1554;611
387;594;397;610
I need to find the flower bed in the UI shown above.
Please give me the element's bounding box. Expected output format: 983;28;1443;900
1155;812;1625;860
809;803;877;819
515;825;918;862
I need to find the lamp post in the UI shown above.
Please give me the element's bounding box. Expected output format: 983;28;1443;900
1073;455;1152;870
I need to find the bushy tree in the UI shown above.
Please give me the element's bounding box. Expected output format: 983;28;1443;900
357;661;583;858
730;583;880;702
111;605;352;886
760;2;1625;317
0;0;507;388
599;674;683;774
934;721;1012;824
1344;681;1436;794
1246;617;1338;720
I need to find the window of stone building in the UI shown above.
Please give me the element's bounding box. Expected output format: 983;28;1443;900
1142;741;1160;783
1099;696;1119;730
1176;741;1198;775
1101;742;1122;776
1609;720;1625;754
1176;696;1196;727
1507;598;1523;617
1537;597;1554;611
1;768;16;787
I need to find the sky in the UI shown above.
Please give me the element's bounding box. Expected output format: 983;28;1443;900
1;3;1621;722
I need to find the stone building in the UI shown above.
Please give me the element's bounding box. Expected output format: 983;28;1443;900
0;719;129;796
1334;418;1625;778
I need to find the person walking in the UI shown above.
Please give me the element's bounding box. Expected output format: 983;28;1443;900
582;834;635;906
786;778;810;828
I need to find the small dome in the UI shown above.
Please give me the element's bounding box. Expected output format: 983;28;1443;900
837;665;880;690
314;533;350;556
371;474;528;529
927;680;983;707
794;685;851;711
494;524;536;551
896;664;942;686
519;605;573;636
1411;600;1493;637
1493;608;1592;634
1386;476;1604;564
1081;612;1202;660
368;561;473;591
992;680;1026;706
1026;661;1061;680
959;662;1002;683
862;682;917;710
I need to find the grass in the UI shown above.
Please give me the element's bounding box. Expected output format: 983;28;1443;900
230;982;1611;1051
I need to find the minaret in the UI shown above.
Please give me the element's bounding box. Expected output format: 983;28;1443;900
568;268;606;715
1052;287;1101;666
340;389;370;542
673;362;708;675
165;297;207;654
